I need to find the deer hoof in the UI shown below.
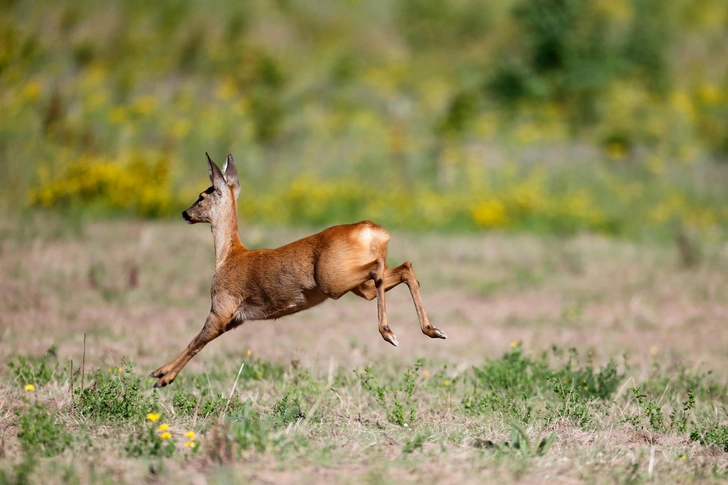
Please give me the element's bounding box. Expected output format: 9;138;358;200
153;374;176;388
383;332;399;347
425;327;447;339
149;368;166;378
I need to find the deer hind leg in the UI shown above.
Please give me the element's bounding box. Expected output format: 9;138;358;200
150;311;233;387
371;258;399;347
353;261;447;340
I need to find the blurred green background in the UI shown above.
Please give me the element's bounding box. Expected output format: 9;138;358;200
2;0;727;238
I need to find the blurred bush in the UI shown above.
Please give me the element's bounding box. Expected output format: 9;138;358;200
29;154;176;218
0;0;726;236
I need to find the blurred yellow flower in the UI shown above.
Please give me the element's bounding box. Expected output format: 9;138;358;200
158;424;170;432
247;349;252;357
216;77;237;101
681;455;687;461
472;199;508;228
160;432;172;440
133;95;157;116
147;413;161;423
171;119;191;139
510;342;518;348
607;142;626;161
185;441;196;448
443;380;451;387
185;431;195;440
21;81;42;102
650;346;659;357
24;384;35;391
698;84;721;105
423;370;430;378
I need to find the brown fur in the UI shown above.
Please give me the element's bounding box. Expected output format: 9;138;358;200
150;153;446;387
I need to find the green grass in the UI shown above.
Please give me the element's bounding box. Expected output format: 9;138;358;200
2;346;728;484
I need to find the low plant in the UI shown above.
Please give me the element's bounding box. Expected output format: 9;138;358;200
227;402;272;453
7;346;65;389
17;403;73;458
124;413;177;459
355;360;422;426
74;362;156;420
690;425;728;452
484;423;557;458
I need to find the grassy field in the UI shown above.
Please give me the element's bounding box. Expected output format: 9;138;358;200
1;216;728;484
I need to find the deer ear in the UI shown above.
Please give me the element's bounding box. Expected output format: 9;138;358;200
206;152;225;189
223;154;241;199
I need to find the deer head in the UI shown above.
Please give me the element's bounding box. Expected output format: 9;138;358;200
182;153;240;225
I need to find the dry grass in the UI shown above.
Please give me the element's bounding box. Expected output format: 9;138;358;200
1;216;727;484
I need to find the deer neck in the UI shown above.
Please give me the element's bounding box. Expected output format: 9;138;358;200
210;205;245;267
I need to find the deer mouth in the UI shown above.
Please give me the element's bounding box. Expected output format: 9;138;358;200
182;211;193;224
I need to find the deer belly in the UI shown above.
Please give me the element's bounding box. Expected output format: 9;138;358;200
240;289;328;321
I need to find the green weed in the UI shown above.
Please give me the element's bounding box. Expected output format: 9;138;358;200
124;422;176;459
402;433;429;454
16;404;72;458
670;389;696;433
7;346;65;389
227;402;273;453
355;360;422;427
74;363;156;420
690;425;728;452
483;423;556;458
270;392;305;427
465;346;624;427
172;390;244;418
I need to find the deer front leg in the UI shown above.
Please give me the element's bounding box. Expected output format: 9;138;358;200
150;311;229;387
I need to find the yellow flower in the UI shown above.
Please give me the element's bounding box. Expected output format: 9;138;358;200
650;346;659;357
423;370;430;378
510;341;518;348
158;424;170;432
681;455;687;461
108;368;113;372
247;349;252;357
185;441;196;448
118;367;123;372
21;81;42;102
147;413;161;423
472;198;508;228
24;384;35;392
185;431;196;440
443;380;451;387
583;386;589;391
160;432;172;440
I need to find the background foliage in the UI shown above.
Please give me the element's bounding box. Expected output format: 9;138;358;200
2;0;727;236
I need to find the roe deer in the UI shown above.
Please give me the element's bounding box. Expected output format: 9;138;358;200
150;153;447;387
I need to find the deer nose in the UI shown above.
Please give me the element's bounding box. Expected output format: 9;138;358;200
182;211;192;223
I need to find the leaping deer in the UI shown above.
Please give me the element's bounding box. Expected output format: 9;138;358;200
150;153;447;387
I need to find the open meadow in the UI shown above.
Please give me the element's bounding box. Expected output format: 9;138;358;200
1;216;728;484
2;0;728;483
